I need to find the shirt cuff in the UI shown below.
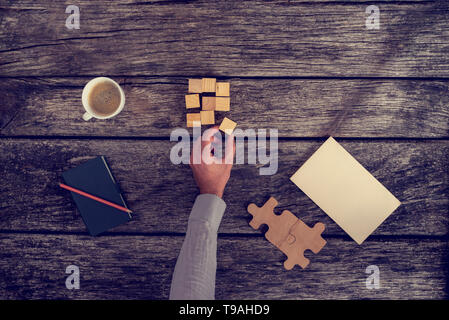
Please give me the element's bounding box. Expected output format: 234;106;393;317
189;194;226;233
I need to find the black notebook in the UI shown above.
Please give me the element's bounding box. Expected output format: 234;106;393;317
62;156;131;236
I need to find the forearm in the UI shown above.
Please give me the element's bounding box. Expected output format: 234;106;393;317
169;194;226;300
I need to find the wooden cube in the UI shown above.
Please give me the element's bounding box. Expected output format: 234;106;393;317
185;94;200;109
188;79;202;93
200;110;215;125
202;78;216;93
216;82;230;96
186;113;201;127
202;96;216;110
219;117;237;135
215;97;230;111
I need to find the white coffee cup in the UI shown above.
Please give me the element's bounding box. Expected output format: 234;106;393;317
82;77;125;121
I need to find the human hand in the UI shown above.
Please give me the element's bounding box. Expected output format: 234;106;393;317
189;126;235;198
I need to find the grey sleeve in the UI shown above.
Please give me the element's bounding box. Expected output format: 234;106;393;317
169;194;226;300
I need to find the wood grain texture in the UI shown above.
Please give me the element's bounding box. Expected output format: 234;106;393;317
1;0;448;300
1;77;448;138
1;1;448;77
0;234;446;299
0;139;447;236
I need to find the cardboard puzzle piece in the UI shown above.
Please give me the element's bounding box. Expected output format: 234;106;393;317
247;196;326;270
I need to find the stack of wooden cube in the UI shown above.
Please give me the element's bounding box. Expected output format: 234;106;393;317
185;78;237;135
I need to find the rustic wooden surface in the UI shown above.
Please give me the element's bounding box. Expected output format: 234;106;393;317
1;1;449;77
0;0;448;300
0;235;447;300
1;77;448;138
0;139;448;236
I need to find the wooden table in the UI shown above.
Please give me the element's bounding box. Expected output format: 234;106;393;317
0;0;448;300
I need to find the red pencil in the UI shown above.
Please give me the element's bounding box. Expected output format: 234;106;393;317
59;183;132;214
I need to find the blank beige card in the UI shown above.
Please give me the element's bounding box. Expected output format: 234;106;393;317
290;137;400;244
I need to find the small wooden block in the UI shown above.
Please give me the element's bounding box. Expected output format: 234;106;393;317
185;94;200;109
216;82;230;96
186;113;201;127
202;78;216;93
188;79;202;93
200;110;215;125
219;117;237;135
202;96;216;110
215;97;230;111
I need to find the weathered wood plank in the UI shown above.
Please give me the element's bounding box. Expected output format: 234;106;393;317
1;77;448;138
0;234;446;299
1;1;448;77
0;139;447;236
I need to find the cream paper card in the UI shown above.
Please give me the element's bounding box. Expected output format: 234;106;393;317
290;137;400;244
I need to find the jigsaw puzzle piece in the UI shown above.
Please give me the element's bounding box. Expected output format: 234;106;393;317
265;210;298;247
247;197;278;230
279;239;309;270
280;220;326;270
248;198;298;246
290;220;326;254
247;196;327;270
